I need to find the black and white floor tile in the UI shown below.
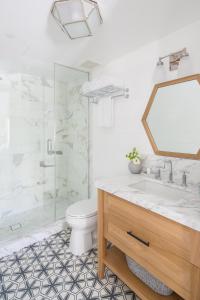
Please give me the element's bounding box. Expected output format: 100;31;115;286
0;229;139;300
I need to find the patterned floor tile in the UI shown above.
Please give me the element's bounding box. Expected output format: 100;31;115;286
0;229;139;300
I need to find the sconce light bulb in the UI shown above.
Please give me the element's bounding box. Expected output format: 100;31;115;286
178;55;193;77
153;61;166;84
157;59;164;66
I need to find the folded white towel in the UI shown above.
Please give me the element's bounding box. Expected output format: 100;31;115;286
97;96;114;128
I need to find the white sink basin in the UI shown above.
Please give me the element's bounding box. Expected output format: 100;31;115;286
129;180;191;201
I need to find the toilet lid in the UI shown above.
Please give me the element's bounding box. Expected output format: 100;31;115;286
67;199;97;218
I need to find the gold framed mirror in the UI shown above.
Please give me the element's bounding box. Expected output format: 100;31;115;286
142;74;200;159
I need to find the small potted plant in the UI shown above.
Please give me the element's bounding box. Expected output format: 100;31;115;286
126;147;143;174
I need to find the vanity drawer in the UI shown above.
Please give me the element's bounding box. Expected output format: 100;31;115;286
104;193;196;263
104;193;197;300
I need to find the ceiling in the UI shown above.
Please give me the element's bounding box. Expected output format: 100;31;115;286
0;0;200;74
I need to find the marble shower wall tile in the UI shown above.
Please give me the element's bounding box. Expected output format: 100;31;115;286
0;70;89;235
0;73;54;229
54;79;89;206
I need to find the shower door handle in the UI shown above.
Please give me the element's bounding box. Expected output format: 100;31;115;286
47;139;53;154
40;161;55;168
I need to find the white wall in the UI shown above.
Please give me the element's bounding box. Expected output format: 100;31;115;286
90;20;200;196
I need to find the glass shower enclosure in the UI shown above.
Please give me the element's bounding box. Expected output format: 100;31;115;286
54;64;89;220
0;62;89;245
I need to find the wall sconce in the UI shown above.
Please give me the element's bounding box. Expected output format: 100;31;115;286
154;48;193;83
157;48;189;71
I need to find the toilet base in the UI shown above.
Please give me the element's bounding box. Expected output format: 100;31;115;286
69;228;96;256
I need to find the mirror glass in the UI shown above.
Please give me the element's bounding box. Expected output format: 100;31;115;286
143;76;200;158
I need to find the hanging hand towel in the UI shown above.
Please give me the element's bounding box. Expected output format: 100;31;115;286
97;96;114;128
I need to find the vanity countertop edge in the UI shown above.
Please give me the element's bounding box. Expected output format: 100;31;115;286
95;174;200;232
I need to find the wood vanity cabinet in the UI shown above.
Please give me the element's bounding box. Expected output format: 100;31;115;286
98;189;200;300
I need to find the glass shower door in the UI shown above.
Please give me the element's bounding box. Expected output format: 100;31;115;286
0;62;89;245
0;67;55;244
54;64;89;220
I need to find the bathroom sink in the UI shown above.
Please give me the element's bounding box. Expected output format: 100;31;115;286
129;180;191;201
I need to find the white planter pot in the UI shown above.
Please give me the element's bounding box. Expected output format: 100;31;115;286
128;161;142;174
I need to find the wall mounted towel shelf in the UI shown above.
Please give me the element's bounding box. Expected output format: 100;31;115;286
81;85;129;104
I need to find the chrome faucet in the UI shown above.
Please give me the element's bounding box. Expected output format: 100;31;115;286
164;160;173;183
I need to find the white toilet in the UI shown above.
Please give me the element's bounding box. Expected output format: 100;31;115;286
66;199;97;256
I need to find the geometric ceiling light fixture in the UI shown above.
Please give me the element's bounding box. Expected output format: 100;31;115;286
51;0;103;39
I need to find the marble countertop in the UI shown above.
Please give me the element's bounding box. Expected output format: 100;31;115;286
95;174;200;232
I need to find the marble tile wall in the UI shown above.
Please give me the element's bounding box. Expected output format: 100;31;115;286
0;68;89;238
142;154;200;191
0;73;64;242
54;77;89;214
0;74;48;228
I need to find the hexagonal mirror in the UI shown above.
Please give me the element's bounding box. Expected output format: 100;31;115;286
142;75;200;159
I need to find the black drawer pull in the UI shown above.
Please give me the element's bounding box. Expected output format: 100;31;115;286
127;231;150;247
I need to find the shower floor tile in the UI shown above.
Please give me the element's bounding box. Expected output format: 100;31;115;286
0;221;64;258
0;229;139;300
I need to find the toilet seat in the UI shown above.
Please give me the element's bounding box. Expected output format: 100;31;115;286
66;199;97;219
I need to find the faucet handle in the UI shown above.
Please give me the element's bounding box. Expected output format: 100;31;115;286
181;170;190;175
164;159;172;164
156;160;165;169
181;170;189;187
154;167;161;180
